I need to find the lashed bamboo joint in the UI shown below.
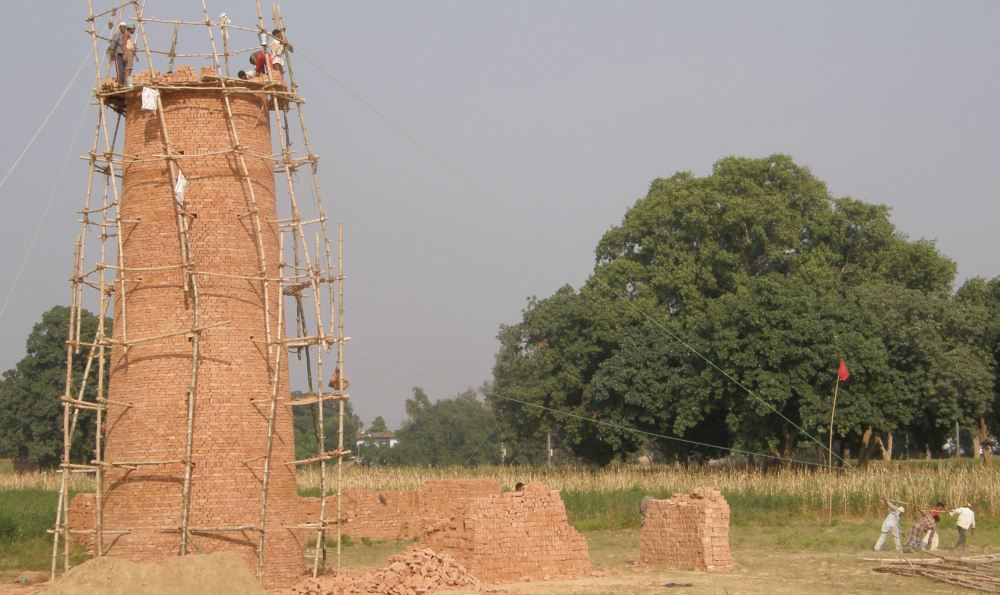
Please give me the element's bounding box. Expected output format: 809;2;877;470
52;1;348;589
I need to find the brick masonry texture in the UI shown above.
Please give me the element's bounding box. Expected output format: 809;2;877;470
297;480;500;541
639;487;734;571
97;66;302;587
420;482;591;582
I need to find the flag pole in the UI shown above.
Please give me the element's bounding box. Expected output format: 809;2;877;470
827;373;841;525
828;376;840;471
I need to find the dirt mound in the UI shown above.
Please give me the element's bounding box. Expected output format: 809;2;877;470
284;548;480;594
43;551;266;595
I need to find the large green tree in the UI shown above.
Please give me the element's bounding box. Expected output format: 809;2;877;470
0;306;107;467
955;275;1000;461
385;387;500;467
492;155;987;465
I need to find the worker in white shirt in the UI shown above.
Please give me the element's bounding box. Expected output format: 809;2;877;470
874;499;904;551
948;502;976;550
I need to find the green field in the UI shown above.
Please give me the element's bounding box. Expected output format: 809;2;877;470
2;462;997;588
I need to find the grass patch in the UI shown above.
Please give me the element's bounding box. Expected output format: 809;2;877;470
327;536;415;571
563;487;657;531
0;488;89;578
0;459;13;475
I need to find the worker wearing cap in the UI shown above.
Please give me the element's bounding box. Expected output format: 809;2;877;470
874;499;904;551
108;22;129;85
949;502;976;550
123;25;137;86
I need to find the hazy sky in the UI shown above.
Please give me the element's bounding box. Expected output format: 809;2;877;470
1;1;997;430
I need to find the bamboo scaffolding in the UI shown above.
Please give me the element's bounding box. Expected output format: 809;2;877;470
103;320;230;347
87;0;132;21
284;449;351;467
54;1;345;585
334;224;346;573
287;393;349;406
161;525;257;532
283;520;341;530
129;1;209;557
51;3;123;577
197;2;286;578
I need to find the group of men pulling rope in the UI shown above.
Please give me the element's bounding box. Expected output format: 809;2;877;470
875;497;976;552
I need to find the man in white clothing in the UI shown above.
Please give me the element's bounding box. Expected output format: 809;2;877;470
267;29;293;75
874;499;904;551
949;502;976;550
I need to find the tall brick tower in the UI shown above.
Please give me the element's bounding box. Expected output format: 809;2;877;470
53;3;347;588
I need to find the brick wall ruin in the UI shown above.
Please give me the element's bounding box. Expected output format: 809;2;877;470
75;480;501;551
73;479;593;583
421;482;591;582
639;487;733;571
297;480;499;541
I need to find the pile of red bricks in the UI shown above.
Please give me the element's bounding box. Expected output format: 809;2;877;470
639;487;733;571
281;548;480;595
421;483;591;582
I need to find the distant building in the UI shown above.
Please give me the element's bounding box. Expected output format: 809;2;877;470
357;431;398;449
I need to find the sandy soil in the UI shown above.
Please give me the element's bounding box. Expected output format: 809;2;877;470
445;550;969;595
0;531;975;594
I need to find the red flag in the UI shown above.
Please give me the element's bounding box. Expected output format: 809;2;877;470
837;359;850;382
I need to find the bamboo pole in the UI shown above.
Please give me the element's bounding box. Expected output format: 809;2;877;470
142;11;204;551
335;224;346;573
199;1;280;578
167;23;179;72
827;375;840;525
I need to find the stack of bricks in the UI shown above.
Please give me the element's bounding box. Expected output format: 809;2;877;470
417;480;499;530
420;483;590;582
295;480;499;541
119;66;281;90
639;487;733;571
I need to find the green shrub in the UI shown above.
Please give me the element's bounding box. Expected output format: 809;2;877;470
0;513;16;543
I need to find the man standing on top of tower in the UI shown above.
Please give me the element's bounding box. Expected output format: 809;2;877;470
268;29;293;75
108;22;129;85
123;24;137;87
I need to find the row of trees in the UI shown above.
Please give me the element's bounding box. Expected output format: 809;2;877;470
490;155;1000;466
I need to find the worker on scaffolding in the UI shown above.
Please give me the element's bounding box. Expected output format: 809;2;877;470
123;24;137;87
268;29;294;76
249;50;273;77
107;22;129;85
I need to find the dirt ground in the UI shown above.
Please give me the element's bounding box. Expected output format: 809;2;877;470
445;551;964;595
1;526;981;594
432;530;972;595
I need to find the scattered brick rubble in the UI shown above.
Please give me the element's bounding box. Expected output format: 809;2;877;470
640;486;733;571
282;548;480;595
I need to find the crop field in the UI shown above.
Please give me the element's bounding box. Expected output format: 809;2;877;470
2;461;997;591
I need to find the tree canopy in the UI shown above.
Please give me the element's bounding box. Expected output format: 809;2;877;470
0;306;107;467
379;387;500;467
491;155;995;466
